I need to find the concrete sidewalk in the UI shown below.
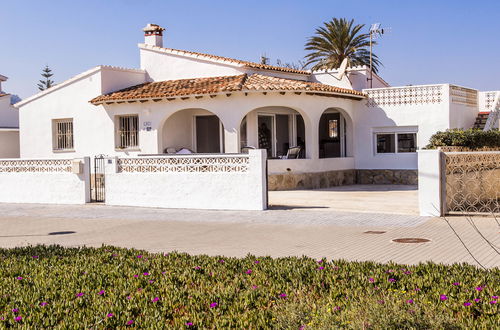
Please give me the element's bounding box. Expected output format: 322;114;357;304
0;203;498;268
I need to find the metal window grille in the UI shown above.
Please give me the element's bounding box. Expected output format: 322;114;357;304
54;120;74;150
118;115;138;148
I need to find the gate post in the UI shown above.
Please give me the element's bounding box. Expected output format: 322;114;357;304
418;149;445;216
83;157;91;203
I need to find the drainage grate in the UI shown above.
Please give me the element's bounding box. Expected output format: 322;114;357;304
363;231;386;234
392;238;430;243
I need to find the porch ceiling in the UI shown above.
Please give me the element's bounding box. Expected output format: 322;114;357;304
90;74;365;105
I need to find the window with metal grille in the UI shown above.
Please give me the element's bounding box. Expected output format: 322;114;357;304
117;115;139;149
53;119;74;151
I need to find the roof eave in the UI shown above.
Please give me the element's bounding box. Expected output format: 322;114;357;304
90;88;365;105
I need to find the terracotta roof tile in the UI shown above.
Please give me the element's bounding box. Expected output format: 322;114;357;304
147;45;310;75
90;74;364;104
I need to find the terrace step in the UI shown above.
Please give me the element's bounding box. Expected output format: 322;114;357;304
473;112;490;129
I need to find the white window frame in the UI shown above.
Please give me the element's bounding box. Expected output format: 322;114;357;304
116;115;139;150
373;130;418;155
52;118;74;152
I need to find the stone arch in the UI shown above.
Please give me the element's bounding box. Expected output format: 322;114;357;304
318;107;354;158
238;106;312;158
160;108;225;153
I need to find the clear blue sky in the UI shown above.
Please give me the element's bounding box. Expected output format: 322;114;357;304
1;0;499;98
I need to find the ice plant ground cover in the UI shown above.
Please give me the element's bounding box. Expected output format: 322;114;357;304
0;246;498;328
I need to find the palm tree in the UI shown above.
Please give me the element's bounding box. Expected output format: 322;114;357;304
304;18;381;72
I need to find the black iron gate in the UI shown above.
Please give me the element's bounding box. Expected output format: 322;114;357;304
90;155;106;202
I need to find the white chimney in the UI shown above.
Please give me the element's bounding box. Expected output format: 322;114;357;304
143;23;165;47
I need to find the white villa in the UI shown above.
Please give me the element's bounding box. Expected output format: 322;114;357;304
14;24;499;190
0;74;20;158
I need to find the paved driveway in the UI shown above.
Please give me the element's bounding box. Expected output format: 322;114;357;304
269;185;419;215
0;202;498;268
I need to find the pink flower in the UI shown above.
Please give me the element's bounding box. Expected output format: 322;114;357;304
149;280;154;284
440;295;448;301
252;285;258;289
279;293;287;298
414;288;421;291
388;278;396;283
246;269;252;274
194;266;201;270
152;297;159;302
475;286;484;291
254;260;260;264
14;316;22;322
126;320;134;325
32;256;38;259
463;302;472;306
452;282;460;286
11;309;18;313
369;277;375;283
16;276;23;280
333;306;341;311
490;300;497;304
317;260;323;263
76;292;85;297
210;302;218;308
474;298;481;302
317;266;325;270
143;272;150;276
492;296;498;299
186;322;193;326
107;313;114;318
162;271;166;275
406;299;414;304
126;296;132;300
136;255;142;259
40;302;48;307
218;259;225;263
404;271;412;275
98;290;105;295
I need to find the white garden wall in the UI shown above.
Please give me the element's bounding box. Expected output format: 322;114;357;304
0;158;90;204
104;150;267;210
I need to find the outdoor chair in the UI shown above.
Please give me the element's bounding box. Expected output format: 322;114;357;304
241;146;256;154
281;146;302;159
164;147;177;154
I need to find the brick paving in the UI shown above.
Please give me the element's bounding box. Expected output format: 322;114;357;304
0;203;498;268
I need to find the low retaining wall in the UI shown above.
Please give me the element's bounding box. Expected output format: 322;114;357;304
0;158;90;204
105;150;267;210
356;169;418;185
268;170;356;190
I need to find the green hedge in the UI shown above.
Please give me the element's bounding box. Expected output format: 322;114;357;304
0;245;498;328
426;129;500;149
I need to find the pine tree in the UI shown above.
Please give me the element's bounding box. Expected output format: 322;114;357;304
37;65;54;91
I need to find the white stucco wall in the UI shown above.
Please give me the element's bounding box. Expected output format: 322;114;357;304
0;158;89;204
268;157;354;174
0;95;19;128
0;130;20;158
105;150;267;210
17;67;146;159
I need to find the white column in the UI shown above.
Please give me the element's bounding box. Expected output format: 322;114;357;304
223;127;240;153
248;149;268;210
418;150;445;216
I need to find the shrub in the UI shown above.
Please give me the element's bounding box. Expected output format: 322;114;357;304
0;245;498;328
426;129;500;149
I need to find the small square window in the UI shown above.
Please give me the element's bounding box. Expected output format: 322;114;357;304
397;133;417;153
116;115;139;149
53;119;74;151
376;134;395;153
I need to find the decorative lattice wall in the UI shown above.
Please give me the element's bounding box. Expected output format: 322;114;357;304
449;85;478;107
365;85;443;107
0;159;73;173
445;152;500;214
117;156;250;173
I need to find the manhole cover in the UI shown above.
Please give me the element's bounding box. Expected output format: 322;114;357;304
363;231;386;234
392;238;430;243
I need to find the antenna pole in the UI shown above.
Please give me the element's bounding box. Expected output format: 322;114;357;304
369;30;373;88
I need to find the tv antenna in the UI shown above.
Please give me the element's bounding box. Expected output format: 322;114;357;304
368;23;388;88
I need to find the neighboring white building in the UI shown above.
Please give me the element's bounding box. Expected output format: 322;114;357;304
14;24;499;189
0;74;20;158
